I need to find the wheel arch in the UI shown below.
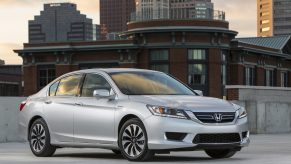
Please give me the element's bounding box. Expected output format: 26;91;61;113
118;114;141;135
27;115;43;140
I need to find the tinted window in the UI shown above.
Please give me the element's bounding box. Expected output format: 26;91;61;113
150;50;169;61
110;72;195;95
49;80;60;96
188;64;206;85
81;74;111;97
56;75;82;96
188;49;206;60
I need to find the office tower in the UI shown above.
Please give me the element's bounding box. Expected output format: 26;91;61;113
29;3;96;43
134;0;170;21
0;59;4;65
258;0;291;37
170;0;214;19
100;0;136;33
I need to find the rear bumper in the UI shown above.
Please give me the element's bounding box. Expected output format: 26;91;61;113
143;115;249;150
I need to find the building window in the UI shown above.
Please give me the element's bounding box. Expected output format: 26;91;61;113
261;27;270;32
188;64;206;85
188;49;206;60
281;72;288;87
38;65;56;89
150;49;169;73
188;49;208;94
221;51;228;99
245;66;256;86
0;83;19;96
221;51;227;86
265;69;275;87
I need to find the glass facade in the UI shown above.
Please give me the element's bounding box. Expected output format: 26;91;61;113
273;0;291;35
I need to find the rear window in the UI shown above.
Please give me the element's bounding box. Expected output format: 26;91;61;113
55;74;82;96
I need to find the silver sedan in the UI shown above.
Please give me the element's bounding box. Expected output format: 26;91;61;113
18;68;249;161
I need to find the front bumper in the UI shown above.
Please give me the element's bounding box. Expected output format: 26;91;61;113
143;115;250;150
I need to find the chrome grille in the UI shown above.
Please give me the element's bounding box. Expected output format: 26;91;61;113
193;112;236;123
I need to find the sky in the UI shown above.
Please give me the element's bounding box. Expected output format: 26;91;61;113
0;0;257;64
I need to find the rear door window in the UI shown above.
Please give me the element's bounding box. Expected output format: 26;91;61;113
56;74;82;96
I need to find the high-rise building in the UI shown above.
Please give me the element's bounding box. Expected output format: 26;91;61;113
257;0;291;37
100;0;136;34
132;0;223;22
94;25;102;41
0;59;4;65
29;3;97;43
134;0;170;21
170;0;214;19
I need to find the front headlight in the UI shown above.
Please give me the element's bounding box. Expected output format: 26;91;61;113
147;105;188;119
231;103;247;119
238;107;247;119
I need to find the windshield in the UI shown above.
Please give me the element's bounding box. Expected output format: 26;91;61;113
109;71;195;95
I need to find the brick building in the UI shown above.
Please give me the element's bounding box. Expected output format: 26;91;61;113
14;17;291;98
228;36;291;100
0;65;22;96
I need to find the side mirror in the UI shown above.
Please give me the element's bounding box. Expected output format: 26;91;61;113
93;89;116;100
194;90;203;96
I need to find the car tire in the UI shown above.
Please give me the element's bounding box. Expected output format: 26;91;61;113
205;149;237;159
118;118;154;161
28;118;56;157
112;149;121;155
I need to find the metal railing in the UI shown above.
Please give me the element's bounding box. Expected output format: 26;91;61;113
130;9;225;22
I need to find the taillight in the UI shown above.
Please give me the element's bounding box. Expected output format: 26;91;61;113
19;101;27;111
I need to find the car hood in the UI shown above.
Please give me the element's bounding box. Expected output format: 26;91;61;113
128;95;236;112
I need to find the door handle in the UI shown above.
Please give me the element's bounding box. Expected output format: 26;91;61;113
75;102;83;106
44;100;52;104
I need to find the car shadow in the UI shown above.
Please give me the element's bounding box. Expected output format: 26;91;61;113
54;152;124;160
53;152;246;162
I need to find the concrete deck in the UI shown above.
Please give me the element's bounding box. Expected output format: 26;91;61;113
0;134;290;164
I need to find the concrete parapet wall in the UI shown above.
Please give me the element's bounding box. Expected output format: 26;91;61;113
227;86;291;134
1;88;290;143
0;97;26;143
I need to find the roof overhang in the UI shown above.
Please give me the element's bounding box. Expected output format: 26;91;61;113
14;44;139;54
232;46;291;60
121;26;238;36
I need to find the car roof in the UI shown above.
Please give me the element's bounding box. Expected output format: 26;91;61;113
67;68;161;75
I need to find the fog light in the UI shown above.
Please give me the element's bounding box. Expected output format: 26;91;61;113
165;132;187;141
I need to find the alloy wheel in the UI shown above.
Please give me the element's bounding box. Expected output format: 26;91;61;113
121;124;145;157
30;124;46;153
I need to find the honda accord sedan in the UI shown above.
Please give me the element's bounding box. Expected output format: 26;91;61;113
19;68;249;161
